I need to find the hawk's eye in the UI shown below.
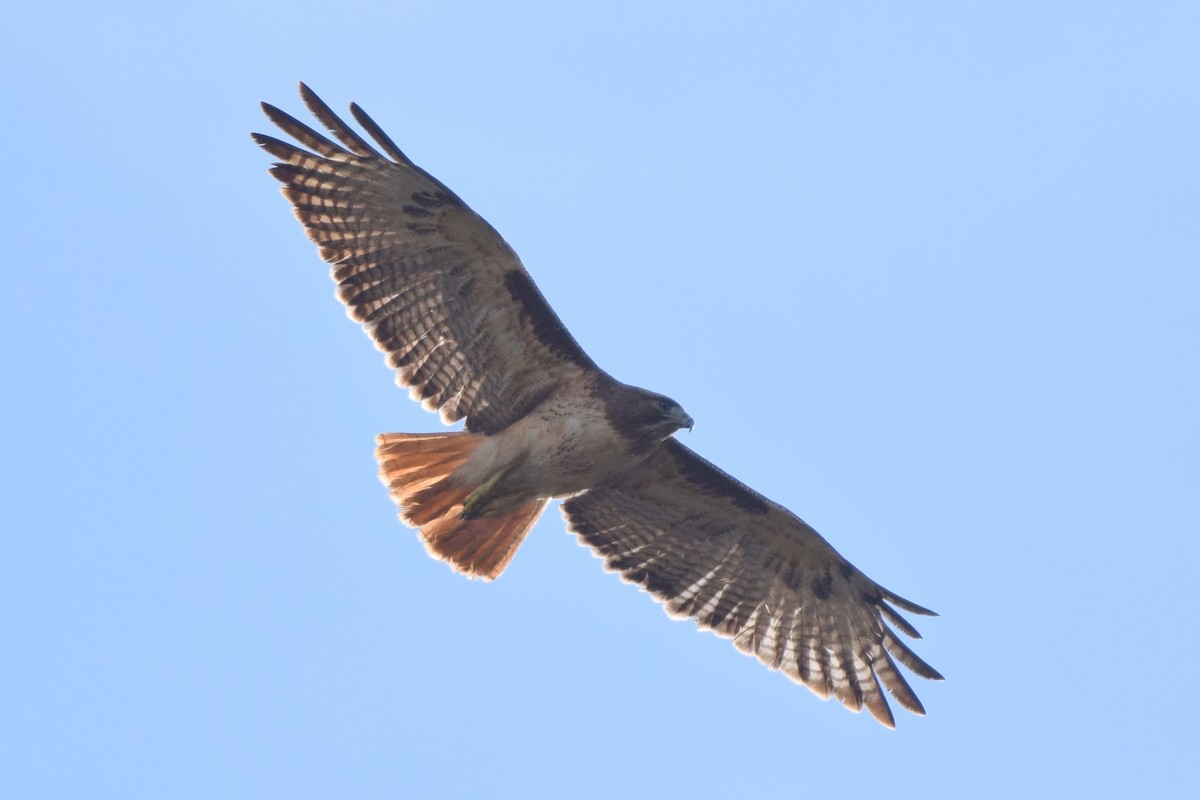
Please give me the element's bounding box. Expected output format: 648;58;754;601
656;398;674;412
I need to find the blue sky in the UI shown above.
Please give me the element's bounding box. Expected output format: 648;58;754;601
3;2;1198;797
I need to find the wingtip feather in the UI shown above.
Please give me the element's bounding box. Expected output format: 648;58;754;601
297;82;379;158
884;589;938;617
350;101;413;165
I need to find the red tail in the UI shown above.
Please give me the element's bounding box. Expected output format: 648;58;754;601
375;433;547;580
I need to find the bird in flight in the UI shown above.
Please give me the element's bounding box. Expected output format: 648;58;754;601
253;83;942;727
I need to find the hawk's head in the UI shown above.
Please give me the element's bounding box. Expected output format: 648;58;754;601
608;385;694;453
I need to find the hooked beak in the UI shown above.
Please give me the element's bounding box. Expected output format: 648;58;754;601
672;407;695;432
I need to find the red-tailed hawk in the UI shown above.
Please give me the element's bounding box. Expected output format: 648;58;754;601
253;84;942;727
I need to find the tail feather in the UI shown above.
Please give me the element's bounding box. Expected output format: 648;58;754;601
419;497;549;580
377;432;478;524
375;432;548;580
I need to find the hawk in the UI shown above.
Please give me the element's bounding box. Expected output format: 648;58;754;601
253;84;942;727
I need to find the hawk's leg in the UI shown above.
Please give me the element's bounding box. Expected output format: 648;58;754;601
460;467;515;520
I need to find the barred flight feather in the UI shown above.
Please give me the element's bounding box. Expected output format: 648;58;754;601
564;440;942;728
253;83;596;436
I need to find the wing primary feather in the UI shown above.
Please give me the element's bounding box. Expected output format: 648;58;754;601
814;615;836;698
259;103;346;159
842;612;893;724
251;132;307;164
884;589;937;616
837;638;866;712
350;102;414;165
264;160;303;185
882;630;945;681
862;668;897;728
875;650;927;716
297;82;380;158
877;599;922;639
784;604;812;684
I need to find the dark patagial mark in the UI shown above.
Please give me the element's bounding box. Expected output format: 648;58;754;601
503;270;596;369
402;204;435;218
669;444;770;515
455;277;476;300
409;190;451;210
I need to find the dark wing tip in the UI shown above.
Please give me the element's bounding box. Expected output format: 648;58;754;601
295;82;379;158
884;589;938;617
878;600;923;640
349;101;413;165
297;81;323;111
884;631;945;682
259;100;292;128
256;96;348;159
251;132;307;165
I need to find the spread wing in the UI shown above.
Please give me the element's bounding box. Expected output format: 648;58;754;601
562;439;942;727
253;83;598;434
